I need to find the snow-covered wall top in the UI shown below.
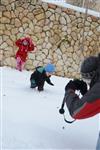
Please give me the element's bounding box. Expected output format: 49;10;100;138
42;0;100;18
0;0;100;78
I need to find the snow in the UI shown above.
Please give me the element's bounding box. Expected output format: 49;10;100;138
0;67;99;150
42;0;100;18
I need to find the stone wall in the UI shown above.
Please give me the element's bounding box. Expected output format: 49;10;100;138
0;0;100;78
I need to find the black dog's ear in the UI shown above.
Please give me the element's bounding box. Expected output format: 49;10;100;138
65;80;72;91
64;80;77;92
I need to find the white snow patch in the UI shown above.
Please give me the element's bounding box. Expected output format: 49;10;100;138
0;67;99;149
42;0;100;18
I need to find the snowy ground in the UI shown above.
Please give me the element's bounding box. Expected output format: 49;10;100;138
0;67;99;150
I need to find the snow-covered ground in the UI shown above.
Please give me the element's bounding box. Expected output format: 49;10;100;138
0;67;99;150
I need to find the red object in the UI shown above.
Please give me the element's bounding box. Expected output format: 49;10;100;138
15;37;35;62
73;99;100;119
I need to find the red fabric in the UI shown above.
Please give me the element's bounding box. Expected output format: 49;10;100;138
15;37;35;62
73;99;100;119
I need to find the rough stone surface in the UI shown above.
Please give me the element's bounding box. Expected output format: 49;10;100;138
0;0;100;78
